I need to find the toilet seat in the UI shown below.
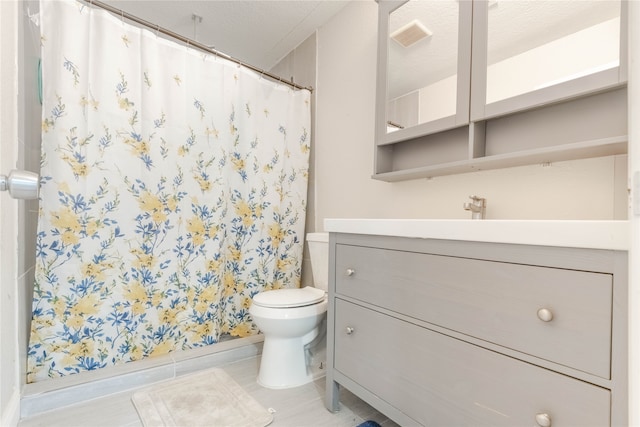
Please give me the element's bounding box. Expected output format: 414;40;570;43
252;287;325;308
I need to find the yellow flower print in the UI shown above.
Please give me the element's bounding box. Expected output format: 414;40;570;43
42;119;53;132
276;257;290;271
235;281;245;294
82;262;98;277
231;157;244;171
205;126;219;139
125;281;147;303
173;75;182;86
70;294;100;317
166;197;178;212
150;340;174;357
51;206;81;232
152;210;167;223
207;259;221;272
80;95;99;111
200;286;217;303
130;346;144;361
72;161;90;177
138;191;163;213
121;34;131;47
151;292;163;307
159;308;177;324
196;177;211;192
52;299;66;318
230;323;253;338
186;288;196;304
223;272;235;296
235;200;251;218
187;217;205;234
207;225;219;239
61;353;77;368
85;220;99;237
58;181;71;193
118;96;134;111
132;250;156;269
229;247;241;262
66;315;84;330
192;233;205;246
193;321;212;338
242;216;253;228
63;339;94;364
61;230;79;245
132;300;146;315
178;146;187;157
241;296;252;309
268;223;284;247
195;300;209;313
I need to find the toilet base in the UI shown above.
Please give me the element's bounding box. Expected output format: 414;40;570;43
257;336;313;389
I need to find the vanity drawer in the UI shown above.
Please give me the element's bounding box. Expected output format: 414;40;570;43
334;299;611;427
335;244;612;378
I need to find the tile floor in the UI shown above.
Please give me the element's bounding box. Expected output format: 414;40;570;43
18;355;399;427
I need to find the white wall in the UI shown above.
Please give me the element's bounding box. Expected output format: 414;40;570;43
627;1;639;424
314;0;627;227
0;1;22;425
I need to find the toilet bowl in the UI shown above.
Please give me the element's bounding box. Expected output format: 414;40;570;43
250;232;329;389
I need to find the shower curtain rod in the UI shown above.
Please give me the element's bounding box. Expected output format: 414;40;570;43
82;0;313;92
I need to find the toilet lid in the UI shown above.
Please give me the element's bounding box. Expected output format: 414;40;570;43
252;287;326;308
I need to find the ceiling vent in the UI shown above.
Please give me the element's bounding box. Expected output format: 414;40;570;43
390;19;432;48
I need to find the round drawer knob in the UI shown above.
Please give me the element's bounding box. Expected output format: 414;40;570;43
535;412;552;427
537;308;554;322
346;268;356;276
346;327;355;335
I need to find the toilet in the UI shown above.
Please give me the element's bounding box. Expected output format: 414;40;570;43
250;232;329;389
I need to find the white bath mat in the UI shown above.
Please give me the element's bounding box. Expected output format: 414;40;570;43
132;367;273;427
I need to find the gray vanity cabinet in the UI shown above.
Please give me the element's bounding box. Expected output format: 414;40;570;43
325;233;628;426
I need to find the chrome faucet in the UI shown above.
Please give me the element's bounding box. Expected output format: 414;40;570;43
463;195;486;220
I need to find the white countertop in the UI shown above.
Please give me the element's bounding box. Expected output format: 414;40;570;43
324;219;629;250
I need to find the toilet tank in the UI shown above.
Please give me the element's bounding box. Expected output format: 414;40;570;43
306;232;329;291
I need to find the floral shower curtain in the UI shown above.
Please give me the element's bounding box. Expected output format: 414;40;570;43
27;0;310;382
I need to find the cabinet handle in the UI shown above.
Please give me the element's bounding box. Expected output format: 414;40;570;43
345;327;355;335
535;412;552;427
346;268;356;276
537;308;554;322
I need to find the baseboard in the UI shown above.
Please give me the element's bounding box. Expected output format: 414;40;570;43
20;335;264;419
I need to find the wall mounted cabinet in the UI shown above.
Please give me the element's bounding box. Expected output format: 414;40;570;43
374;0;628;182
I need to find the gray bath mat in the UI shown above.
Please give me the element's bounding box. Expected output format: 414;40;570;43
132;367;273;427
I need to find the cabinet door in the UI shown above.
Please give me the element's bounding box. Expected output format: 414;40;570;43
334;299;611;427
471;0;627;121
376;0;472;146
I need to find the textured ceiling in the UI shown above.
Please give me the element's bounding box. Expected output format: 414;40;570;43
103;0;351;71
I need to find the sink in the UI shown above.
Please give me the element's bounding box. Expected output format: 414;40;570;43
323;219;628;250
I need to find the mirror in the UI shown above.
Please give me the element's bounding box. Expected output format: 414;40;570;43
386;0;460;132
485;0;621;105
379;0;471;142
